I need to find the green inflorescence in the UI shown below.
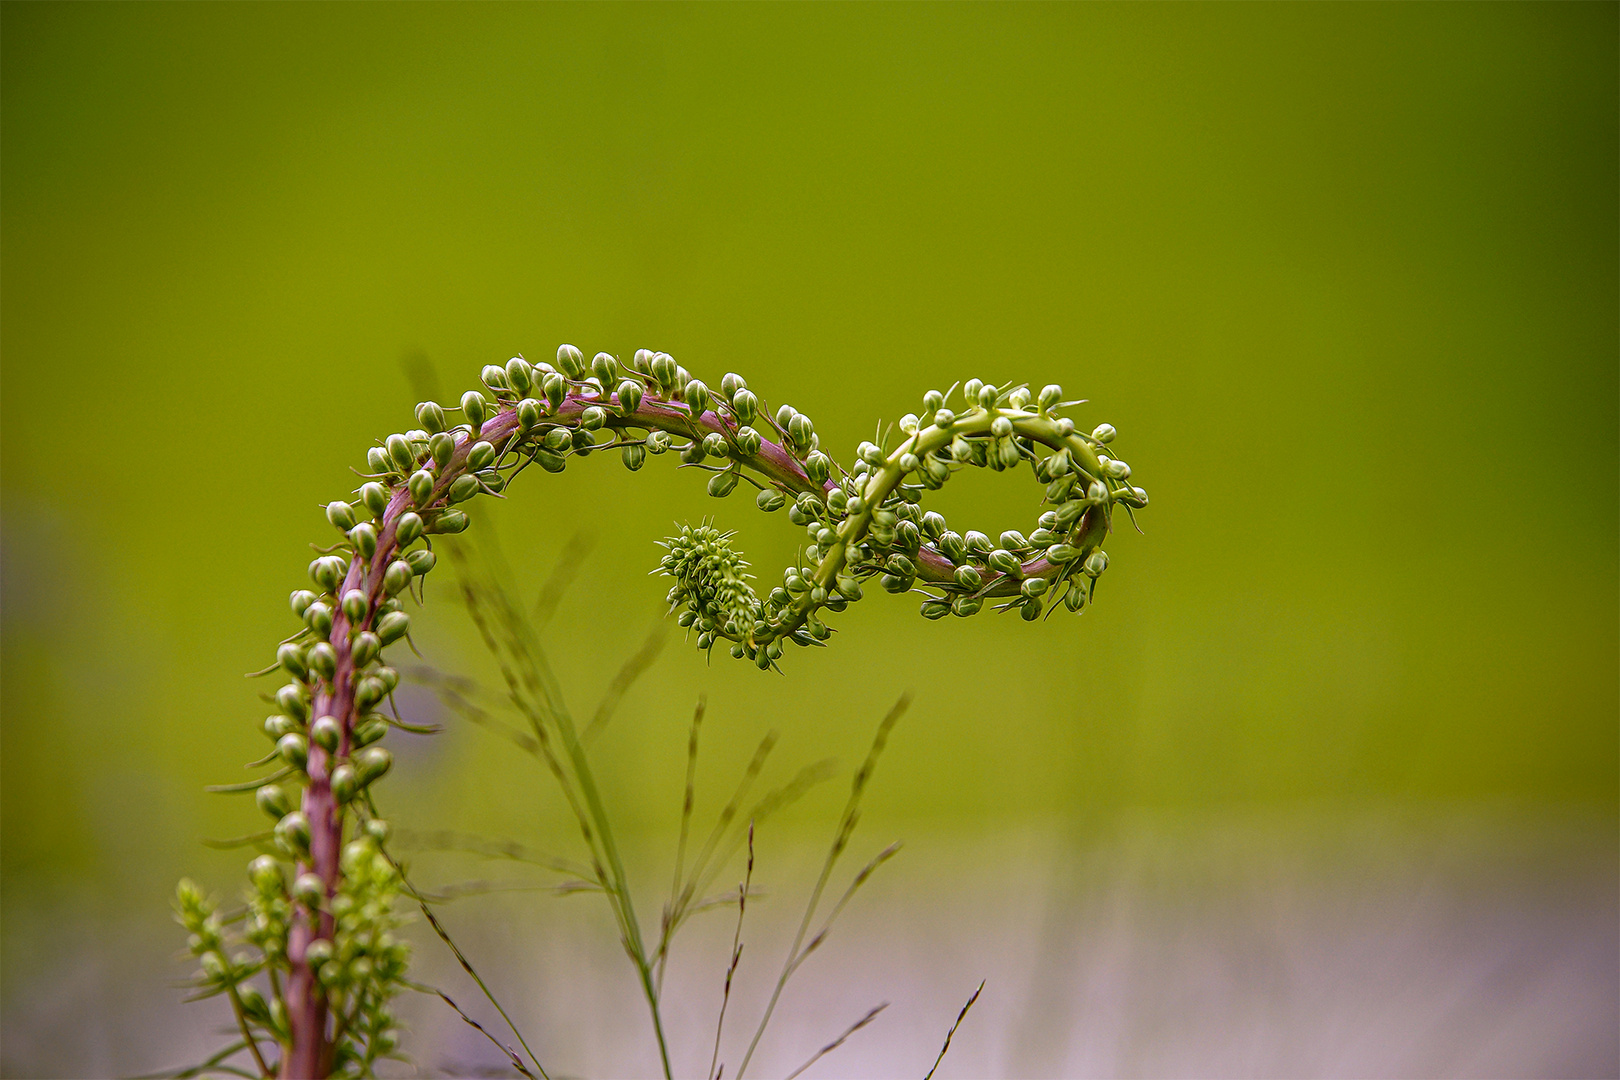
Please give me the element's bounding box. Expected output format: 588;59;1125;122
177;343;1148;1078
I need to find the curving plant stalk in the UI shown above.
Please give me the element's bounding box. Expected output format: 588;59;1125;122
173;344;1148;1079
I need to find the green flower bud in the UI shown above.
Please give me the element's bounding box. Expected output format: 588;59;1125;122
920;599;951;620
352;631;380;667
1055;417;1076;436
964;378;984;403
307;642;336;681
534;449;567;473
683;379;710;415
582;353;612;387
915;512;943;540
900;452;920;473
939;531;966;562
707;469;739;498
951;595;982;617
1055;499;1087;528
330;764;357;803
249;855;283;893
1088;480;1109;504
880;573;911;593
386;434;415;473
303;938;332;968
835;574;863;601
1020;596;1043;621
579;406;606;431
950;436;972;463
536;426;567;452
506;357;535;394
991;415;1013;438
1084;549;1109;577
395;511;424;544
304;601;334;638
460;390;487;432
613;443;642;472
1008;387;1031;410
481;364;511;394
718;372;745;398
826;488;849;515
964;530;992;555
367;447;393;475
1047;543;1080;564
513;397;542;432
731;388;757;424
734;426;761;456
934;408;957;429
614;380;644;416
1123;486;1149;508
756;488;786;512
376;611;410;644
1036;384;1062;411
1029;527;1058;547
1020;576;1049;598
326;501;357;531
397;553;433;584
277;733;309;770
886;553;917;577
702;432;728;458
447;474;480;503
310;715;341;753
341;589;368;624
1066;581;1089;611
365;818;391;843
554;343;584;378
353;717;388;746
256;784;293;819
309;555;345;593
858;442;886;467
537;371;565;411
998;437;1023;469
355;746;393;785
979;383;999;409
465;441;496;470
1089;422;1116;444
787;413;814;450
650;352;678;389
775;404;797;431
355;675;387;710
292;872;324;908
290;589;318;619
276;681;308;717
357;483;388;519
415;401;447;434
423;433;450;471
954;564;982;590
407;470;434;507
348;522;378;560
1105;458;1131;480
278;643;308;679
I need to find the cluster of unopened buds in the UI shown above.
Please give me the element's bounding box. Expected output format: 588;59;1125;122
182;343;1145;1076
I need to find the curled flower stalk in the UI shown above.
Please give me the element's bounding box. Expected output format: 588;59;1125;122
176;344;1147;1078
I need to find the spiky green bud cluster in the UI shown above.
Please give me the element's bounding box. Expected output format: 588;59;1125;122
183;343;1148;1074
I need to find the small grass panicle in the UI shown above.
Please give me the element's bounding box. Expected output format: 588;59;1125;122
170;346;1147;1078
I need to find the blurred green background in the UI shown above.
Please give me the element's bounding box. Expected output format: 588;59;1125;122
2;4;1615;1077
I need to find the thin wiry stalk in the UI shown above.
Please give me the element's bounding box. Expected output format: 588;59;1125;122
421;985;539;1080
735;695;909;1079
923;981;985;1080
781;1003;889;1080
708;821;755;1080
451;546;674;1080
581;628;667;745
658;698;707;995
380;846;549;1080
